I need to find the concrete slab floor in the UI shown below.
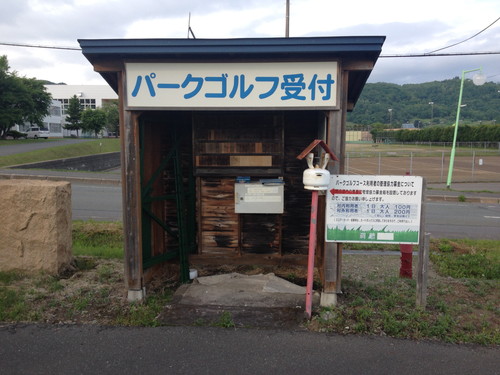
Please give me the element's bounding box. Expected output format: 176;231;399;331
159;273;320;329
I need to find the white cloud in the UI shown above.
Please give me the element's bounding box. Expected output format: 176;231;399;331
0;0;499;84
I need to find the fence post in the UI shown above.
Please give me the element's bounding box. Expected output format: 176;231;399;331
346;152;350;175
410;152;413;175
440;151;445;183
378;152;381;175
472;150;476;181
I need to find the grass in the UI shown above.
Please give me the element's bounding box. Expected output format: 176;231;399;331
0;138;64;146
311;238;500;345
430;239;500;280
0;220;498;345
212;311;236;328
72;220;124;259
310;275;499;345
0;138;120;168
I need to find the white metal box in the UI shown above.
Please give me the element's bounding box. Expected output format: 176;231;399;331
234;182;284;214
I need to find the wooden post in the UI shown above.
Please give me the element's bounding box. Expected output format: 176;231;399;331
416;179;429;308
322;69;348;306
119;72;144;301
416;233;430;308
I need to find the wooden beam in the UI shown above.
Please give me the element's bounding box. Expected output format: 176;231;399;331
189;254;308;266
90;58;124;72
321;69;349;306
343;59;375;71
119;71;144;301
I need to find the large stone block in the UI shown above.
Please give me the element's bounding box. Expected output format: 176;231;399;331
0;180;72;274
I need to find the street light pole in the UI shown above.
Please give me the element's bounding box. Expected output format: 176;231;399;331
446;68;486;189
428;102;434;126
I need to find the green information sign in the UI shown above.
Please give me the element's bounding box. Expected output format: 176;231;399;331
326;175;423;244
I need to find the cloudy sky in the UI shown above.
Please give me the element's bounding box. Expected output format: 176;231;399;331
1;0;499;85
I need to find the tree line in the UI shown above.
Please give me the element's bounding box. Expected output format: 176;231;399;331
348;79;500;127
371;124;500;143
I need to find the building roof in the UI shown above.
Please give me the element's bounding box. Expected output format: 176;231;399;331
78;36;385;110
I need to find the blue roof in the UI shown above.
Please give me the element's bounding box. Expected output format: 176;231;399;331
79;36;384;57
78;36;385;108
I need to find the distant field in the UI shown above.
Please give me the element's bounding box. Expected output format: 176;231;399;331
345;143;500;183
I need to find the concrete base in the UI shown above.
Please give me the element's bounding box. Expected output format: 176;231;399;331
159;273;320;328
127;288;146;302
320;292;338;307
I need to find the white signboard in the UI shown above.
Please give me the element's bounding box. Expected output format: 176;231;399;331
326;175;423;244
234;183;284;214
125;62;338;109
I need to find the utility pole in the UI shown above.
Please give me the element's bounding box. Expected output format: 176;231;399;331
285;0;290;37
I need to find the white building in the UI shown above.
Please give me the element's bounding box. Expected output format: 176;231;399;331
44;85;118;137
16;100;64;137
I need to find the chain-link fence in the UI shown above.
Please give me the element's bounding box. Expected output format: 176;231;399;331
345;149;500;183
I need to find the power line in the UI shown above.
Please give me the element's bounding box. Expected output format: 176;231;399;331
2;41;500;59
0;42;80;51
426;16;500;54
381;51;500;58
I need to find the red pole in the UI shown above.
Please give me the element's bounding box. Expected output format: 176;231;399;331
305;190;318;319
400;172;413;278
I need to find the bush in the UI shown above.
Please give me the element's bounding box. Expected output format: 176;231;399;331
5;130;27;139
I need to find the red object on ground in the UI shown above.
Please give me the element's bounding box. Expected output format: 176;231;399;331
400;171;413;278
399;245;413;278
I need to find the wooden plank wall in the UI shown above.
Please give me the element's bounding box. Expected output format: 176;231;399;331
141;112;193;259
199;177;239;255
140;111;322;261
282;111;323;255
196;111;321;257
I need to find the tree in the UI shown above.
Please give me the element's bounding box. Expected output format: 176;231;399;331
21;77;52;126
102;100;119;136
0;55;52;138
81;108;107;138
64;95;82;137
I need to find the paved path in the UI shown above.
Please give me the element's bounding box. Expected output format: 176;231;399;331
0;324;498;375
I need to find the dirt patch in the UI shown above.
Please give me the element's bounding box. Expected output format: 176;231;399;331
348;154;500;183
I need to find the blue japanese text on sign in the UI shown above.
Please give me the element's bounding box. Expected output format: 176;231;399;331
125;62;338;109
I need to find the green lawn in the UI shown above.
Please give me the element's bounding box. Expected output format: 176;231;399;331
0;138;120;168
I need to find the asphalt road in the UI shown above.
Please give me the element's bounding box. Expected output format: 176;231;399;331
72;183;500;240
0;324;498;375
72;183;122;221
425;201;500;240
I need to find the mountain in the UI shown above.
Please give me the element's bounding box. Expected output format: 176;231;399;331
348;79;500;127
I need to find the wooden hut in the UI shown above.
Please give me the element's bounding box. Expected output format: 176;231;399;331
79;36;385;301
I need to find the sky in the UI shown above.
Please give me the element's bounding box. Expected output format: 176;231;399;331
1;0;499;86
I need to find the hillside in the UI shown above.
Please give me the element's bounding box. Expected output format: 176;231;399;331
348;79;500;127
